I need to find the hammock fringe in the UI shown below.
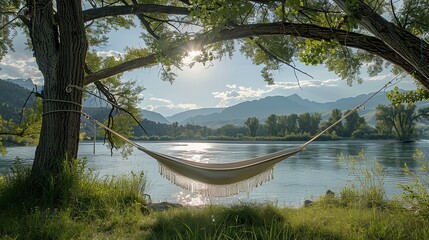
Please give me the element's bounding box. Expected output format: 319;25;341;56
64;76;399;197
159;162;274;197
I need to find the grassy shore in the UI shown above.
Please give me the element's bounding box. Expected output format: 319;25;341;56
0;158;428;239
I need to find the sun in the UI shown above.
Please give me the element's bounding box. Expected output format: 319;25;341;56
183;50;202;65
187;50;201;59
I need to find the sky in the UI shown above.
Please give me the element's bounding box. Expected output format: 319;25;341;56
0;27;418;117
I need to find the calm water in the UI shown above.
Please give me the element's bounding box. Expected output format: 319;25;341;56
1;140;428;207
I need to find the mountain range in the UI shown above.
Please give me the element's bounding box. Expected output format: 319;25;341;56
4;78;427;128
157;93;393;127
0;79;35;122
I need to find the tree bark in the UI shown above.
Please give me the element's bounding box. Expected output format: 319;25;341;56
332;0;429;90
30;0;87;177
83;4;190;22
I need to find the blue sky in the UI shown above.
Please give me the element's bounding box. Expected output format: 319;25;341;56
0;27;418;117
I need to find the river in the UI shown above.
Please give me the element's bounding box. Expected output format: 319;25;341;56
1;140;428;207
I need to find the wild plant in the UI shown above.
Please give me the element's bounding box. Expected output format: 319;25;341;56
338;150;387;208
399;149;429;217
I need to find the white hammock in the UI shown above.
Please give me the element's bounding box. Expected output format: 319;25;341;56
138;144;303;196
75;76;396;197
84;113;306;196
82;99;363;197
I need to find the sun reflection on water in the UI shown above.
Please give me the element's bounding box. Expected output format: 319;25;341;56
174;191;210;206
171;142;212;152
171;143;213;163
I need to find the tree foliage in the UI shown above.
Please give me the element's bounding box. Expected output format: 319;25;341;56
1;0;429;178
343;110;368;137
298;112;321;135
375;104;429;141
245;117;259;137
320;109;343;136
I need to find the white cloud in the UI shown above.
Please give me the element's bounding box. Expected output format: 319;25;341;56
212;84;267;107
146;97;199;111
267;81;300;90
96;50;123;60
144;105;157;111
268;78;341;90
0;49;123;85
149;97;172;104
0;53;43;83
367;74;390;81
320;78;342;87
213;78;343;107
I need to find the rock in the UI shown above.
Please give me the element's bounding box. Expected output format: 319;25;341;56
146;202;183;212
303;200;313;207
326;190;335;197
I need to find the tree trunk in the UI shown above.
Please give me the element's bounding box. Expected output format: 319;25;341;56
333;0;429;90
29;0;87;177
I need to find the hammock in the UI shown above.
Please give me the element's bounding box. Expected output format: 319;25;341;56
71;76;398;197
139;144;303;197
84;115;305;196
83;109;344;196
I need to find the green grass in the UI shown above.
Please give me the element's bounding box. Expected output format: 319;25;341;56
0;159;148;239
1;158;429;239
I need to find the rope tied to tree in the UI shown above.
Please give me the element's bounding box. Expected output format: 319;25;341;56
20;75;405;196
65;72;404;152
41;98;83;116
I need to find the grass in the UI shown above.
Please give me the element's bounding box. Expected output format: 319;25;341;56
0;158;148;239
1;157;429;239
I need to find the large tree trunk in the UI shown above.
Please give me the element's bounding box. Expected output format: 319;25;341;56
333;0;429;90
29;0;87;177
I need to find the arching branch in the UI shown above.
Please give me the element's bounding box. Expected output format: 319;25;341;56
83;4;190;22
84;22;428;87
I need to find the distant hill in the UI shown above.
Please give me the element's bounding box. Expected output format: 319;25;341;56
141;109;170;124
167;108;224;123
0;79;35;122
3;78;40;90
178;93;393;127
0;80;169;126
1;78;424;129
81;107;170;124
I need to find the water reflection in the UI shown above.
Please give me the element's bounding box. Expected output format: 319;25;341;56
174;191;210;206
1;140;429;207
170;142;217;163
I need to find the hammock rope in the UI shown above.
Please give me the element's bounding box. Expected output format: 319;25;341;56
60;75;402;196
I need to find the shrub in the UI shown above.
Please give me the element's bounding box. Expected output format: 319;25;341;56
338;151;387;208
399;149;429;218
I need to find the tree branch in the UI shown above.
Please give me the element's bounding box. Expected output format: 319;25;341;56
83;4;190;22
390;0;403;28
0;15;19;31
124;0;160;39
253;40;313;80
332;0;429;89
84;22;427;86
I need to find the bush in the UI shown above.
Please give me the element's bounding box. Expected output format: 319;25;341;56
399;149;429;218
337;151;388;208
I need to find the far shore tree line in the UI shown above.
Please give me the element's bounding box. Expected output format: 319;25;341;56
80;103;429;142
3;101;428;148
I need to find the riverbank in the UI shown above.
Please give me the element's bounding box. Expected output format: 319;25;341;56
5;203;426;239
1;159;428;239
2;140;429;207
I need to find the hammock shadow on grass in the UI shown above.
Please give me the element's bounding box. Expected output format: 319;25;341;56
146;203;341;240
